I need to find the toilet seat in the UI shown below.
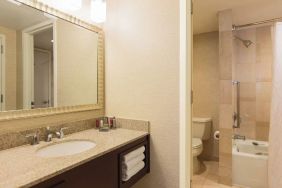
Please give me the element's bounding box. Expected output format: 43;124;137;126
192;138;203;157
192;138;202;149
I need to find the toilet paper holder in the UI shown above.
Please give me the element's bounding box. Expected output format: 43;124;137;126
214;131;220;140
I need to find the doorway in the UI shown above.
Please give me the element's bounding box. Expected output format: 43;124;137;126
33;28;53;109
22;21;54;109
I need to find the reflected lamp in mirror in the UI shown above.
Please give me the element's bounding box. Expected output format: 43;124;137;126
91;0;106;23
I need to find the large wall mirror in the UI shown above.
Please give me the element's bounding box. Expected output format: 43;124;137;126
0;0;103;118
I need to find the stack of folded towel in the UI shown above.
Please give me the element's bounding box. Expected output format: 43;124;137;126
122;146;145;181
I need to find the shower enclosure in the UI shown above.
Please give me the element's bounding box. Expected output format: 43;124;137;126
218;10;272;188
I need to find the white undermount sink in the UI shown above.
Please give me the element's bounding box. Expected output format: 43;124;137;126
36;140;96;158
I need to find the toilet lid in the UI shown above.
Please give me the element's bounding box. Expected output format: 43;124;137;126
192;138;202;149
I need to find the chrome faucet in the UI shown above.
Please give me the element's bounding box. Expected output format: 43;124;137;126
233;134;246;140
57;127;69;139
46;127;69;142
26;132;40;145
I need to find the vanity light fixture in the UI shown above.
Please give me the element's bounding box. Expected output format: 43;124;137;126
38;0;82;11
91;0;106;23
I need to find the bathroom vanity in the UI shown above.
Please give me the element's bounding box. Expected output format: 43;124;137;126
0;129;150;188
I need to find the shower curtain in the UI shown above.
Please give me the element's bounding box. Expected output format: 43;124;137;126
269;22;282;188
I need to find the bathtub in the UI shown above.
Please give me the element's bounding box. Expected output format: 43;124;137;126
232;139;268;188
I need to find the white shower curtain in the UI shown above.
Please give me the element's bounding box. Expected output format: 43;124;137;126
269;22;282;188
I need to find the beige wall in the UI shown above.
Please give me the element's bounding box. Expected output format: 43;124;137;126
104;0;180;187
233;26;272;141
56;19;98;107
0;26;17;110
193;32;219;159
269;22;282;188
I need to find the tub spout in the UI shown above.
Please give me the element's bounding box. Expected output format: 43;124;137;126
233;134;246;140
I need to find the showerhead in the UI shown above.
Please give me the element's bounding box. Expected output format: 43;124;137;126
234;36;253;48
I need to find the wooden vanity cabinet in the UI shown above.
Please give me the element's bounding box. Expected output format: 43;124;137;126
33;135;150;188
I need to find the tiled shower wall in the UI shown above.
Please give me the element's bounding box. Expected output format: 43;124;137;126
218;10;233;185
218;10;273;185
233;26;273;141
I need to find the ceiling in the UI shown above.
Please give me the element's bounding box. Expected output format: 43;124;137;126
0;0;49;30
193;0;282;34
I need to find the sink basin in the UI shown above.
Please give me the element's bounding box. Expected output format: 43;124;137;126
36;140;96;158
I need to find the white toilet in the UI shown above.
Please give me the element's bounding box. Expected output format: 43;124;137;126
192;117;212;174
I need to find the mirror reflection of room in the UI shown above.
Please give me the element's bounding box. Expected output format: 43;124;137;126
0;0;98;111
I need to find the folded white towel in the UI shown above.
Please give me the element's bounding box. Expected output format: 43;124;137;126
123;146;145;162
122;154;145;171
122;161;145;181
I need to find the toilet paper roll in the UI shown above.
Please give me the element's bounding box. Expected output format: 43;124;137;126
214;131;220;141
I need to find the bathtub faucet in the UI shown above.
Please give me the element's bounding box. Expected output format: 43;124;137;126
233;134;246;140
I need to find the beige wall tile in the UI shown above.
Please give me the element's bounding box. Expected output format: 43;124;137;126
218;10;233;185
240;101;256;121
256;63;272;82
256;122;269;141
256;102;271;122
220;80;232;104
219;104;233;129
256;82;272;103
256;26;273;64
235;63;256;82
240;82;256;101
219;31;233;80
219;152;232;168
234;121;256;139
218;10;233;32
219;128;232;154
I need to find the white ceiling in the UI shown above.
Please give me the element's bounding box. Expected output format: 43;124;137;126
193;0;282;34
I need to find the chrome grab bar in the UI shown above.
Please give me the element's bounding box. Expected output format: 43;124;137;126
232;80;241;128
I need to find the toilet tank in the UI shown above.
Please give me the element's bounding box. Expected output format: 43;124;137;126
193;117;212;140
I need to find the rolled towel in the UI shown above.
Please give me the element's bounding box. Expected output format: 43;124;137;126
122;161;145;181
122;154;145;171
123;146;145;162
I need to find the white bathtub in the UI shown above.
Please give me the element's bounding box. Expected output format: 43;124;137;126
232;139;268;188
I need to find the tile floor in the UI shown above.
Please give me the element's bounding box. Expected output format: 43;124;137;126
192;161;241;188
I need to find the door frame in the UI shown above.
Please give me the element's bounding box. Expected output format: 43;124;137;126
0;34;6;111
179;0;192;188
34;48;52;108
22;20;55;109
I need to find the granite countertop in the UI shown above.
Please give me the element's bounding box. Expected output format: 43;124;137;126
0;128;148;188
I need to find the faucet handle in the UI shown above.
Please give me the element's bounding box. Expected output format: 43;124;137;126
59;127;69;138
25;131;40;145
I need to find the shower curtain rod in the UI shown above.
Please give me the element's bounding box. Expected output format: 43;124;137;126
232;17;282;30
